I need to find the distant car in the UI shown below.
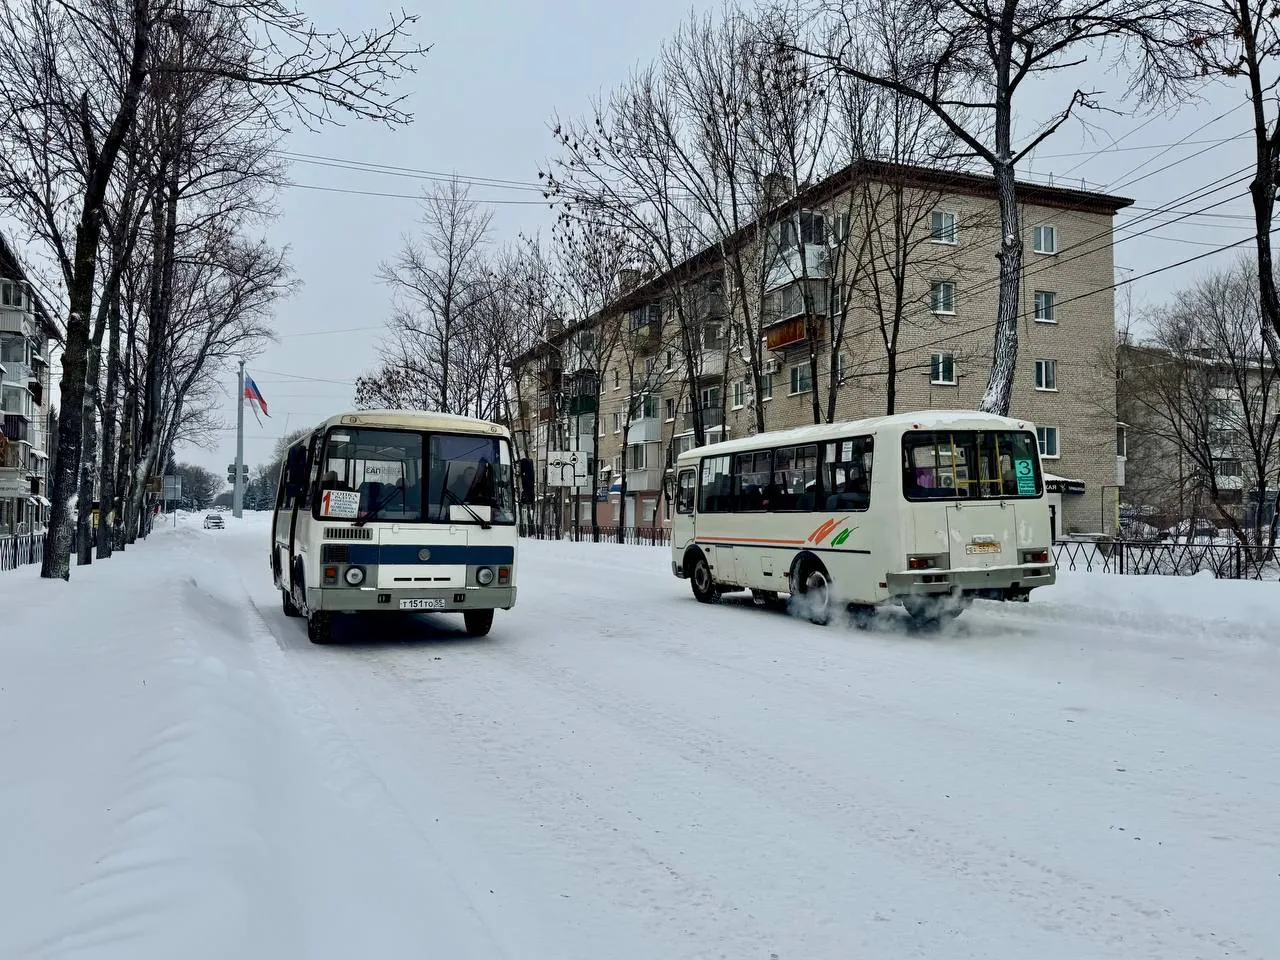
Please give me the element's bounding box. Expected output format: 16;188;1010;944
203;513;225;529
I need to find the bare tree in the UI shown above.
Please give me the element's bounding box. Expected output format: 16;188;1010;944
372;178;494;414
1122;257;1280;554
787;0;1197;416
0;0;427;580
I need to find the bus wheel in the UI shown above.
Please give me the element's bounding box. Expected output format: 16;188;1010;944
282;589;301;618
689;551;719;604
793;562;832;625
307;610;335;644
464;608;494;637
903;597;942;629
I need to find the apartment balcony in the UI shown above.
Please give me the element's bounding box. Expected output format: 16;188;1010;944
0;305;35;337
624;468;663;492
764;245;829;292
627;416;664;444
697;351;725;378
2;414;29;443
683;406;725;431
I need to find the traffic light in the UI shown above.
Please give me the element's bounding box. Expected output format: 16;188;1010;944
227;463;250;484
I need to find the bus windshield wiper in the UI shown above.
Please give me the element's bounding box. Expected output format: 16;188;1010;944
442;486;491;529
355;483;403;528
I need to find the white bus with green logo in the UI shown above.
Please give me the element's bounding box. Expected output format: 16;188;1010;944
667;410;1056;625
272;410;535;644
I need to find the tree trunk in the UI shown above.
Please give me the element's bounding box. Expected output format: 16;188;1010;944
618;423;630;543
98;288;122;560
42;224;100;580
117;312;139;548
981;157;1022;416
591;393;601;543
75;298;110;565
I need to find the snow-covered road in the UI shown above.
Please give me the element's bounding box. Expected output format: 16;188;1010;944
3;514;1277;959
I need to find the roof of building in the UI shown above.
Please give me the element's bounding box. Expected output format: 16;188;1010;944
510;161;1134;370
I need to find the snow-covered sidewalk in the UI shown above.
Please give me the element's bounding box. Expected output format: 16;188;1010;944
2;514;1277;959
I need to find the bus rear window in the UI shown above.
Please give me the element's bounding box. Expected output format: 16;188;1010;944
902;430;1042;501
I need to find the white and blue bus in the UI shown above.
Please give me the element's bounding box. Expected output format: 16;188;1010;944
272;410;534;643
668;410;1056;625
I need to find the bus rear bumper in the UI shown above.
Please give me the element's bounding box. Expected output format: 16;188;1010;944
885;564;1055;601
313;585;517;613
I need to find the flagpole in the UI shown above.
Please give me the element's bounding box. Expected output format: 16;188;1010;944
234;358;245;519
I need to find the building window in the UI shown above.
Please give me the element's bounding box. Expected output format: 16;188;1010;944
665;397;676;422
1037;426;1060;459
930;210;957;244
1216;458;1242;478
700;385;720;410
612;455;622;474
835;353;848;382
1033;224;1057;254
1034;290;1056;323
732;380;746;409
771;210;826;252
613;369;620;390
644;357;656;376
789;363;812;395
0;281;25;309
612;412;621;434
930;352;956;385
627;443;649;470
760;373;774;401
930;281;956;315
665;350;674;371
630;393;661;420
1035;359;1058;391
1116;424;1127;459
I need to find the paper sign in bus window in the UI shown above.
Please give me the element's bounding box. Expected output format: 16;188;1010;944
321;488;360;518
1013;457;1037;495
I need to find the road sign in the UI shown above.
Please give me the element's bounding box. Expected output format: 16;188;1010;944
546;450;591;490
162;475;182;501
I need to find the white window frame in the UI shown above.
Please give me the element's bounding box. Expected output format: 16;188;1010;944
1034;290;1057;324
612;411;621;434
1033;224;1057;255
627;442;649;471
930;352;957;386
789;363;812;396
732;379;746;409
760;372;774;401
1037;426;1060;459
930;280;956;315
1035;358;1058;392
612;369;620;391
664;397;676;422
929;210;958;245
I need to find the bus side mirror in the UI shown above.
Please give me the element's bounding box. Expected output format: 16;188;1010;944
517;458;535;505
284;446;308;497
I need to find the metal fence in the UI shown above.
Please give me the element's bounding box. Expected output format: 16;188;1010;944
1053;538;1277;580
0;534;45;573
520;524;672;547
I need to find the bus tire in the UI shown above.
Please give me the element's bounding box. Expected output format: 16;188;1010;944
464;608;494;637
282;589;301;618
791;559;832;625
687;549;719;604
307;610;335;644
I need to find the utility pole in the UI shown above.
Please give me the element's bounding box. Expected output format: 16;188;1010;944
233;359;245;518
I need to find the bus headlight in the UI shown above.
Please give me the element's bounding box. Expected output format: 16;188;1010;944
344;566;366;586
476;566;495;586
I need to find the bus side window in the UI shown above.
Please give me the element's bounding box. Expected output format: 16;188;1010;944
699;455;733;513
825;437;873;511
676;469;696;514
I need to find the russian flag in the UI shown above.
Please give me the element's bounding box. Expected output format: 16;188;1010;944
244;374;269;423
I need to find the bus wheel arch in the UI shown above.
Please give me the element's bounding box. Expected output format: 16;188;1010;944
685;546;719;604
790;552;832;625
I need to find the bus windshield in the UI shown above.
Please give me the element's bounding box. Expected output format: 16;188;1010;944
318;427;515;524
902;429;1042;501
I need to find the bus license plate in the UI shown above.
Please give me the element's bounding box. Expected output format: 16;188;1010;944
400;598;446;610
965;542;1001;555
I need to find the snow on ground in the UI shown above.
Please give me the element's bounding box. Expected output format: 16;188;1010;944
2;513;1277;959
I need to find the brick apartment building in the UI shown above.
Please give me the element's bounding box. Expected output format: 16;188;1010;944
510;162;1130;538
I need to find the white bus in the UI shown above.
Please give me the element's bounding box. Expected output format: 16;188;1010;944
668;410;1056;625
272;410;535;644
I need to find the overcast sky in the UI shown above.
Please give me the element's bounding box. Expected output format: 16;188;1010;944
180;0;1256;481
